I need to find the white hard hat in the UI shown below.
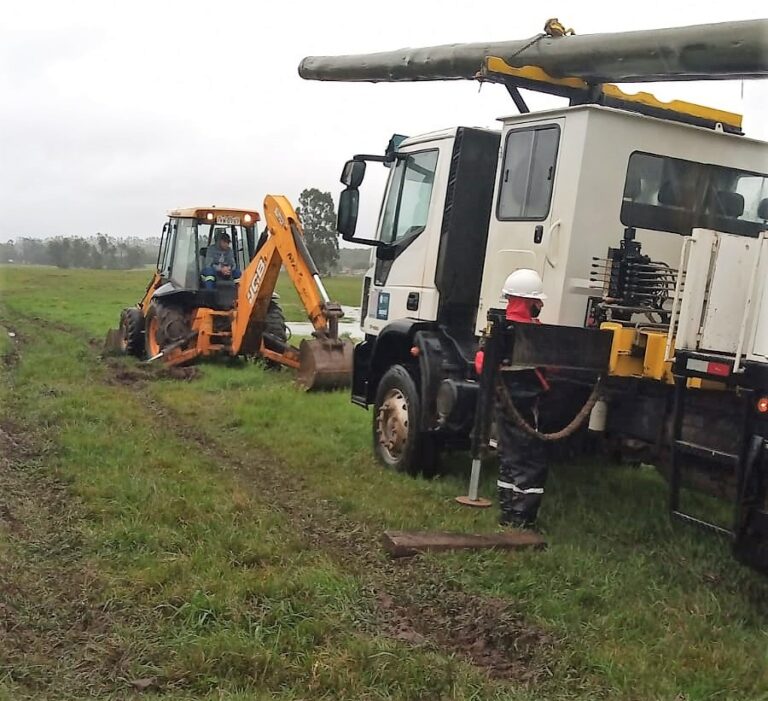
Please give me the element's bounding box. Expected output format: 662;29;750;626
502;269;547;300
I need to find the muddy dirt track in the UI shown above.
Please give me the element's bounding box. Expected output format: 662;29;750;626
0;313;557;696
107;356;557;682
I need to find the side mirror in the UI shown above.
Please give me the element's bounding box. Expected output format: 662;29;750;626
341;160;366;188
337;188;360;240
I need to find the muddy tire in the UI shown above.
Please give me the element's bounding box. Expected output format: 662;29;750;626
373;364;438;477
264;299;288;343
261;299;288;370
119;307;144;357
144;302;189;358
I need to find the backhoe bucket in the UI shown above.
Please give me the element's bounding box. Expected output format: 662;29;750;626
102;328;124;356
296;337;354;390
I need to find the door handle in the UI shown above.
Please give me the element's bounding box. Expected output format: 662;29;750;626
533;225;544;244
545;219;562;268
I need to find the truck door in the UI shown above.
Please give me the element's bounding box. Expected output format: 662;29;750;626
364;146;442;333
495;120;563;277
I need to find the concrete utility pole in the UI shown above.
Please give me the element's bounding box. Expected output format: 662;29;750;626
299;20;768;84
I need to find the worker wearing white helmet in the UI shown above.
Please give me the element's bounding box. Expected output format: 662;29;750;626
496;268;549;529
501;268;547;320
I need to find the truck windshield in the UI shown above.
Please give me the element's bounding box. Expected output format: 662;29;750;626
378;149;439;244
621;152;768;237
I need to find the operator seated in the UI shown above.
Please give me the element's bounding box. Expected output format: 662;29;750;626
201;229;241;290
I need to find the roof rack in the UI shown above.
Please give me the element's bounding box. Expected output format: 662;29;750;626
479;57;743;134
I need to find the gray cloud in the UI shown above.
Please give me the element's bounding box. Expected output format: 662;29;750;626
2;1;766;240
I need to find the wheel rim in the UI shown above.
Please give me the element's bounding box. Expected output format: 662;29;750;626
146;317;161;357
376;388;409;462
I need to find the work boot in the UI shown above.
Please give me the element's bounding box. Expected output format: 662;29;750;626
498;515;538;532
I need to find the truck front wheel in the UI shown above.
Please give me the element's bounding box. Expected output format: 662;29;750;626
373;364;438;477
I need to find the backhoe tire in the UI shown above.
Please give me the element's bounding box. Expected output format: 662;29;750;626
373;364;439;477
264;299;288;343
262;299;288;370
119;307;144;357
144;302;189;359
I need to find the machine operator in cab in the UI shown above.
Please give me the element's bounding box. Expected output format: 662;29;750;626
201;229;241;289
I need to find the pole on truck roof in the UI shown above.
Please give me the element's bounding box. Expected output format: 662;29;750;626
299;19;768;85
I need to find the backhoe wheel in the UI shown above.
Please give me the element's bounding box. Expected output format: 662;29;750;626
144;302;189;359
262;299;288;370
119;307;144;357
265;299;288;344
373;364;439;477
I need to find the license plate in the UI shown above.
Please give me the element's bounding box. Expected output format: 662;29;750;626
216;215;240;225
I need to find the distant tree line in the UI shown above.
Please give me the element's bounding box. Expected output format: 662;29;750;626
337;248;371;272
0;235;158;270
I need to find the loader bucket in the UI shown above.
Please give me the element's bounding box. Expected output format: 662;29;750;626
296;337;354;390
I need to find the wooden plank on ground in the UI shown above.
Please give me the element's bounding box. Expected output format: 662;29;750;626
382;530;546;558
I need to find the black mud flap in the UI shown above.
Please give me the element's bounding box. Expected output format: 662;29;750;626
733;436;768;574
352;339;373;407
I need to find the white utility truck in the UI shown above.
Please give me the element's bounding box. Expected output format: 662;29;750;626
301;21;768;572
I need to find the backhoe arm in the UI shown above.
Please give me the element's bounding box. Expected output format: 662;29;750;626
229;195;352;390
263;194;340;336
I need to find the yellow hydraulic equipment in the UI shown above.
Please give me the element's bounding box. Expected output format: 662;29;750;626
108;196;353;390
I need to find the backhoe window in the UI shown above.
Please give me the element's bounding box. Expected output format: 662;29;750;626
198;224;254;271
378;149;439;245
169;218;199;288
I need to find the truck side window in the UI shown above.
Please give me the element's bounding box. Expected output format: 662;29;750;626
497;125;560;220
379;149;439;244
621;151;768;237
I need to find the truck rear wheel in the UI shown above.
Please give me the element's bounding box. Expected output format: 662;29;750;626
119;307;144;357
373;364;438;477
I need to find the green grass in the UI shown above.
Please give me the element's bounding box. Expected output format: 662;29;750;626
0;324;11;357
0;265;362;328
1;265;768;700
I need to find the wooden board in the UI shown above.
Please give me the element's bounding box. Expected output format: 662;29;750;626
382;530;546;558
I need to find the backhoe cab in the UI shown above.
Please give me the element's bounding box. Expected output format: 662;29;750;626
108;199;353;390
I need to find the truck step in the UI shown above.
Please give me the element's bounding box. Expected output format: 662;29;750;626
674;440;739;466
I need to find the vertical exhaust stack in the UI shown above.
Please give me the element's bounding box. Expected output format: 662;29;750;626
299;20;768;85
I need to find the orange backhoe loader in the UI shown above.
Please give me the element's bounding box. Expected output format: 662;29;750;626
107;195;353;390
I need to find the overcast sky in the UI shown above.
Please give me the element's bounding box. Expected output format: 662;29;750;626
1;1;767;241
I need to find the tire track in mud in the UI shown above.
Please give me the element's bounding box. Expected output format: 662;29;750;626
0;319;146;699
10;311;560;685
104;369;556;683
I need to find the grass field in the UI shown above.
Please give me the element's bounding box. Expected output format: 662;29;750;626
1;264;767;701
